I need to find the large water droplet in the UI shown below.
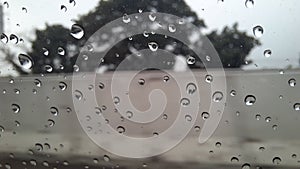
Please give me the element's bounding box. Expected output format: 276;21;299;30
272;157;282;165
11;104;20;113
212;91;223;102
288;78;296;87
253;25;264;37
70;24;84;39
245;0;254;8
50;107;59;116
148;42;158;51
244;95;256;106
117;126;125;134
186;55;196;65
58;82;67;90
18;54;33;69
294;103;300;111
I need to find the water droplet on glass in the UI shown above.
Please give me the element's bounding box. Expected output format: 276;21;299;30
50;107;59;116
58;82;67;90
42;48;49;56
35;143;43;151
206;55;211;62
74;90;83;100
138;9;143;13
185;115;192;122
44;65;53;73
244;95;256;106
288;78;296;87
265;116;271;123
58;47;65;56
186;83;197;95
255;114;261;120
231;157;239;162
187;55;196;65
70;24;84;39
103;155;110;162
201;112;210;120
162;114;168;120
205;75;213;83
126;111;133;118
293;103;300;111
113;96;120;104
3;1;9;8
279;69;284;74
272;124;278;130
60;5;67;12
230;90;236;96
272;157;282;165
180;98;190;106
264;49;272;58
99;82;105;89
21;7;27;13
47;119;55;127
253;25;264;37
0;33;8;43
18;54;33;69
212;91;223;102
245;0;254;8
117;126;125;134
148;42;158;51
148;13;156;21
9;34;19;44
215;142;222;148
292;154;297;158
122;14;131;23
69;0;76;6
138;78;145;85
11;104;20;113
241;163;251;169
73;65;79;72
168;24;176;33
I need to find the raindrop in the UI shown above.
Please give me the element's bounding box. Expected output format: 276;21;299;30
35;143;43;151
18;54;33;69
9;34;19;44
265;116;271;123
279;69;284;74
3;1;9;8
14;89;20;94
230;90;236;96
205;75;213;83
117;126;125;134
47;119;55;127
245;0;254;8
206;55;211;62
168;24;176;33
50;107;59;116
69;0;76;6
44;65;53;73
163;75;170;82
272;124;278;130
99;82;105;89
185;115;192;122
241;163;251;169
292;154;297;158
194;126;201;132
215;142;222;148
58;47;65;56
15;120;20;127
162;114;168;120
293;103;300;111
138;9;143;13
21;7;27;13
73;65;79;72
264;49;272;58
11;104;20;113
126;111;133;118
70;24;84;39
148;13;156;21
288;78;296;87
186;83;197;95
138;78;145;85
122;14;131;23
272;157;281;165
113;96;120;104
201;112;210;120
42;48;49;56
180;98;190;106
60;5;67;12
74;90;83;100
148;42;158;51
259;146;265;151
103;155;110;162
0;125;5;132
0;33;8;43
186;55;196;65
212;91;223;102
231;157;239;162
58;82;67;90
244;95;256;106
255;114;261;120
253;25;264;38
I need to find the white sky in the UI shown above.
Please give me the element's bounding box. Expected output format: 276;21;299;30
0;0;300;76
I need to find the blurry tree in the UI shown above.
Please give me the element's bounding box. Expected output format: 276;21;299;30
10;0;261;74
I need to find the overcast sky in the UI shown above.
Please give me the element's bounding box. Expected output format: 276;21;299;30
1;0;300;76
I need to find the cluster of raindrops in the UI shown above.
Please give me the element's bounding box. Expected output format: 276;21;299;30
1;33;22;44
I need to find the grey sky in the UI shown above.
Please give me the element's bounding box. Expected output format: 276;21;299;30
1;0;300;76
